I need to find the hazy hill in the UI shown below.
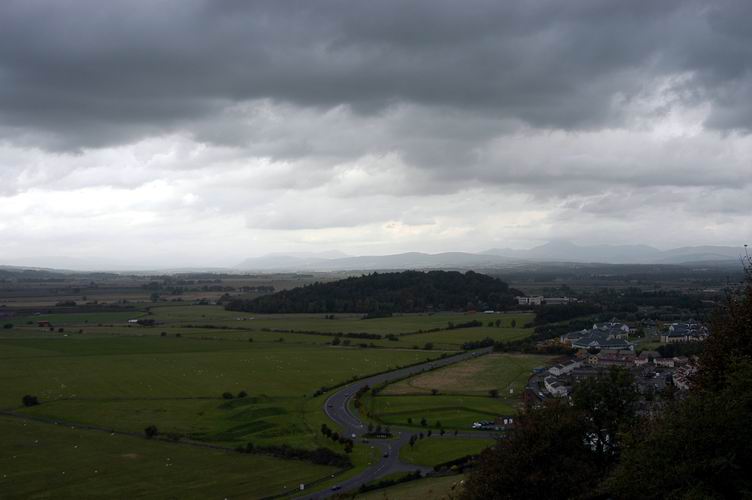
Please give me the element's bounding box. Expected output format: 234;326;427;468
483;241;745;264
235;243;746;271
235;251;517;271
483;241;663;263
224;270;522;313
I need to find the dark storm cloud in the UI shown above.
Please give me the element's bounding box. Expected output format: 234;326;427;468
1;0;751;150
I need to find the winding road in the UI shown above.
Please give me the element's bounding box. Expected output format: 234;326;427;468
297;347;496;499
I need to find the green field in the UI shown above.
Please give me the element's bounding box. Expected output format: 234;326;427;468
355;474;466;500
0;416;335;499
392;326;532;350
5;310;147;327
368;353;554;429
0;304;537;497
148;306;533;336
399;437;495;466
383;353;553;396
0;337;436;449
369;394;515;429
4;308;534;353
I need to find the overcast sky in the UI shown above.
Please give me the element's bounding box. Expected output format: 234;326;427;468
1;0;751;268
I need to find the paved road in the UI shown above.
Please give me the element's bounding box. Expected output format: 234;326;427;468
297;347;496;499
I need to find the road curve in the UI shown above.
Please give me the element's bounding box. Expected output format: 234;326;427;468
297;347;495;499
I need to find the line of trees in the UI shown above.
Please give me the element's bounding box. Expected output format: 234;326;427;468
235;442;352;468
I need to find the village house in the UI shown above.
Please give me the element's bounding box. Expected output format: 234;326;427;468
634;356;649;367
660;321;709;343
548;359;582;376
673;364;697;390
594;350;635;368
654;357;675;368
544;375;570;397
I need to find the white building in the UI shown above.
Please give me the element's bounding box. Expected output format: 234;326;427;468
548;360;582;376
544;376;569;397
516;296;543;306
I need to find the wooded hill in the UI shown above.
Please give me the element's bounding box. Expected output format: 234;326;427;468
224;270;522;313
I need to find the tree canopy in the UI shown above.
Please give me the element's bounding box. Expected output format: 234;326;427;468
225;270;521;313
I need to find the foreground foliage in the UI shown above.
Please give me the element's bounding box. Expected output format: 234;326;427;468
464;258;752;500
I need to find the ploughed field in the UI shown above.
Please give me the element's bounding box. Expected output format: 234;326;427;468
0;303;537;497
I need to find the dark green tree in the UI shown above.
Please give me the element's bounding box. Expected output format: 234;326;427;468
572;367;637;470
463;400;597;500
608;361;752;499
22;394;39;407
608;257;752;499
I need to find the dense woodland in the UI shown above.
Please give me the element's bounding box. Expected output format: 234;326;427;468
463;259;752;500
224;270;521;313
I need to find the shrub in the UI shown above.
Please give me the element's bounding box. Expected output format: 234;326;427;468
22;394;39;407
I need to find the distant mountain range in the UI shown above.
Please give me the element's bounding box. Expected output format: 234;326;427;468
235;242;747;271
481;241;747;265
1;242;745;273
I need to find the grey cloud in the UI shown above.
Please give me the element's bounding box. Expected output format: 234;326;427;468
1;0;752;151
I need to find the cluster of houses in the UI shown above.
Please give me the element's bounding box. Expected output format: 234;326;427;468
530;319;709;399
540;350;697;398
560;320;708;350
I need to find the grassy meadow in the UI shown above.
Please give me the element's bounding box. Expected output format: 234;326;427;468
0;301;542;497
367;353;554;429
0;337;434;448
383;353;553;396
355;474;466;500
399;437;495;466
0;416;336;499
369;394;515;428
